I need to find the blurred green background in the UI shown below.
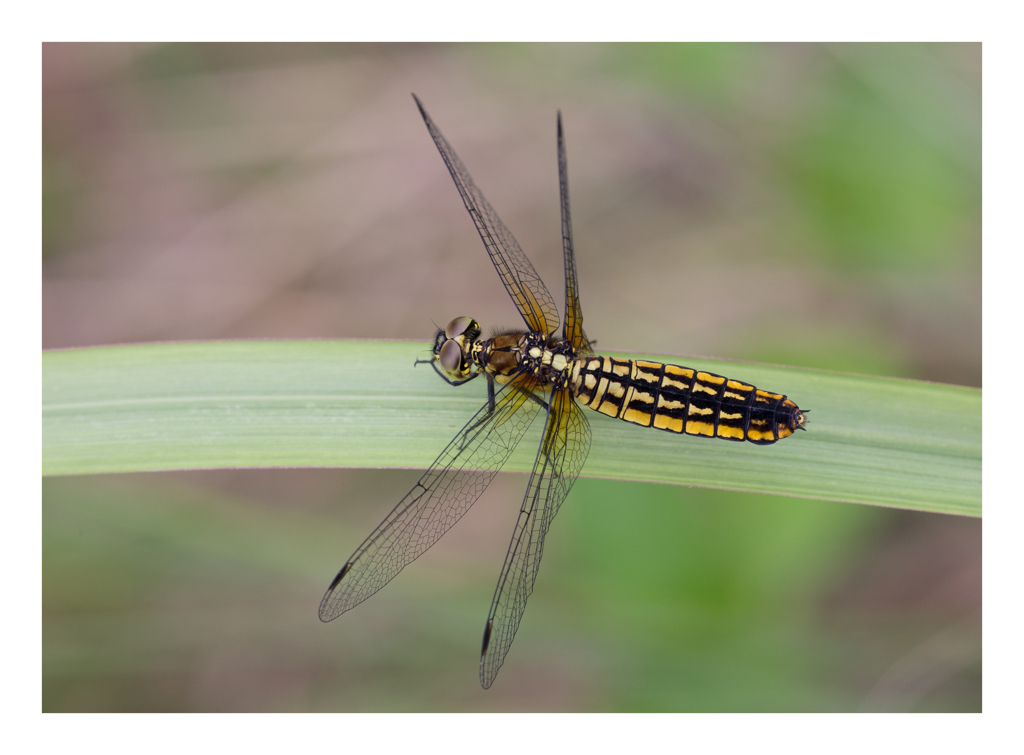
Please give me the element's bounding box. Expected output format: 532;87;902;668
42;43;980;711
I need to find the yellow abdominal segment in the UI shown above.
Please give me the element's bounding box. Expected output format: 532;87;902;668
569;357;801;445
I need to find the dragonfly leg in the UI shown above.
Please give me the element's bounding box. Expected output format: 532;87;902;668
523;390;549;411
509;377;549;411
456;375;500;451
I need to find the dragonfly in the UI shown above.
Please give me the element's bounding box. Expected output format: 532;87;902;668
319;95;808;689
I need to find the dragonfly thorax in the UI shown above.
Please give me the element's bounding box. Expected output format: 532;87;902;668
519;334;575;381
477;330;576;387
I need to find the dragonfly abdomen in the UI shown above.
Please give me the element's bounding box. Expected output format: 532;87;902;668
570;356;806;444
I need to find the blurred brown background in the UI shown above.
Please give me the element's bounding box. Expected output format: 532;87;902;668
42;43;980;711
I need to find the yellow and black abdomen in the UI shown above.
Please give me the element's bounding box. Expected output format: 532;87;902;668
570;357;805;444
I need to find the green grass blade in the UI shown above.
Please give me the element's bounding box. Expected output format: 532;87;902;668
42;340;980;516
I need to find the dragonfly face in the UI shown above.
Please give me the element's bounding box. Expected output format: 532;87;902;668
433;316;482;382
319;95;809;689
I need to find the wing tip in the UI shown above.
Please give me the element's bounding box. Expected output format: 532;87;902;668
479;662;497;690
411;92;428;121
318;562;354;622
318;592;343;622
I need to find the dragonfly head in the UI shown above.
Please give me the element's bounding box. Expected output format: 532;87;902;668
433;316;482;381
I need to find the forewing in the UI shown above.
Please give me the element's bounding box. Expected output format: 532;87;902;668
319;373;544;622
478;389;592;688
413;95;559;336
557;112;593;355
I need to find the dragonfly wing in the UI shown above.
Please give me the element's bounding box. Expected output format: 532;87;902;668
413;95;560;336
479;389;592;688
557;111;593;356
319;373;544;622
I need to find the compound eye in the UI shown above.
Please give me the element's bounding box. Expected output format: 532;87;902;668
445;316;475;340
438;339;464;375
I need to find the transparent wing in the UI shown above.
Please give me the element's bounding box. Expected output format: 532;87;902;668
557;111;593;356
319;372;545;622
479;389;592;688
413;94;560;336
